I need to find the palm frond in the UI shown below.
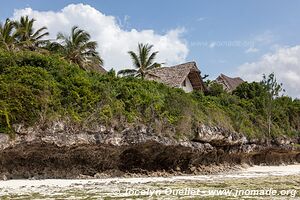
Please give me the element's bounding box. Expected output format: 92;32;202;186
0;18;17;50
145;51;158;68
147;62;161;70
32;26;49;40
123;43;160;79
128;51;141;69
52;26;103;70
34;32;49;41
117;69;138;77
57;32;66;40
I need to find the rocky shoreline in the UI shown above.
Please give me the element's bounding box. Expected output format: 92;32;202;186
0;121;299;179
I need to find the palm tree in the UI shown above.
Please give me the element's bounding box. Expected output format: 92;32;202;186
0;19;17;51
49;26;103;70
15;16;49;50
118;43;162;79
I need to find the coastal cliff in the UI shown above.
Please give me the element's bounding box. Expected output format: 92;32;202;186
0;121;299;179
1;50;300;179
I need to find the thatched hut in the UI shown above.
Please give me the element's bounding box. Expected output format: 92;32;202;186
146;61;206;92
215;74;244;92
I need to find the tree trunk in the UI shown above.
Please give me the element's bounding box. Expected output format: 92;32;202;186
268;115;271;137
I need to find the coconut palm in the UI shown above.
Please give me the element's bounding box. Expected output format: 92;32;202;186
0;19;17;51
14;16;49;50
118;43;162;79
49;26;103;70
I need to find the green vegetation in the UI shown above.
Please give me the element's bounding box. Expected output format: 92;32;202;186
261;73;284;136
0;49;299;139
0;16;103;71
0;16;49;51
0;15;299;139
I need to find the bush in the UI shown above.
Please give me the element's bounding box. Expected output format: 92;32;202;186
206;82;225;96
0;49;299;139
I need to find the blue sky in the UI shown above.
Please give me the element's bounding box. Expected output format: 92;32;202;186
1;0;300;97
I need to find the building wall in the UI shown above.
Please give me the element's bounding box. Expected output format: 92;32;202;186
180;77;194;93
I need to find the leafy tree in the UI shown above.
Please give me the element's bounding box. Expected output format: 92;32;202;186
206;82;225;96
233;82;266;100
49;26;103;70
261;73;284;136
0;19;17;51
14;16;49;50
118;43;162;79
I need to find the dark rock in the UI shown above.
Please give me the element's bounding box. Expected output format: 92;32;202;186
0;121;298;179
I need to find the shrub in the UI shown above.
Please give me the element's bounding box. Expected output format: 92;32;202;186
0;49;299;139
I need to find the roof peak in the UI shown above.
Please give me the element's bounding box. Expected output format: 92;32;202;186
169;61;196;67
219;73;243;80
149;61;200;72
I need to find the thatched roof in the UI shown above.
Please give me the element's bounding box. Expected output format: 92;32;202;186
215;74;244;92
146;61;206;91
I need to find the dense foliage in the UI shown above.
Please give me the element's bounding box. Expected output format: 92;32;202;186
0;49;299;139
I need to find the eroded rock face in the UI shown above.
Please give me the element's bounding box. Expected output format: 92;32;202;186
0;134;10;150
0;121;299;179
193;125;248;146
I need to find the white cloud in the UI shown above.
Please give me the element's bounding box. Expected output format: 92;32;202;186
237;45;300;98
245;47;259;53
12;4;188;71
